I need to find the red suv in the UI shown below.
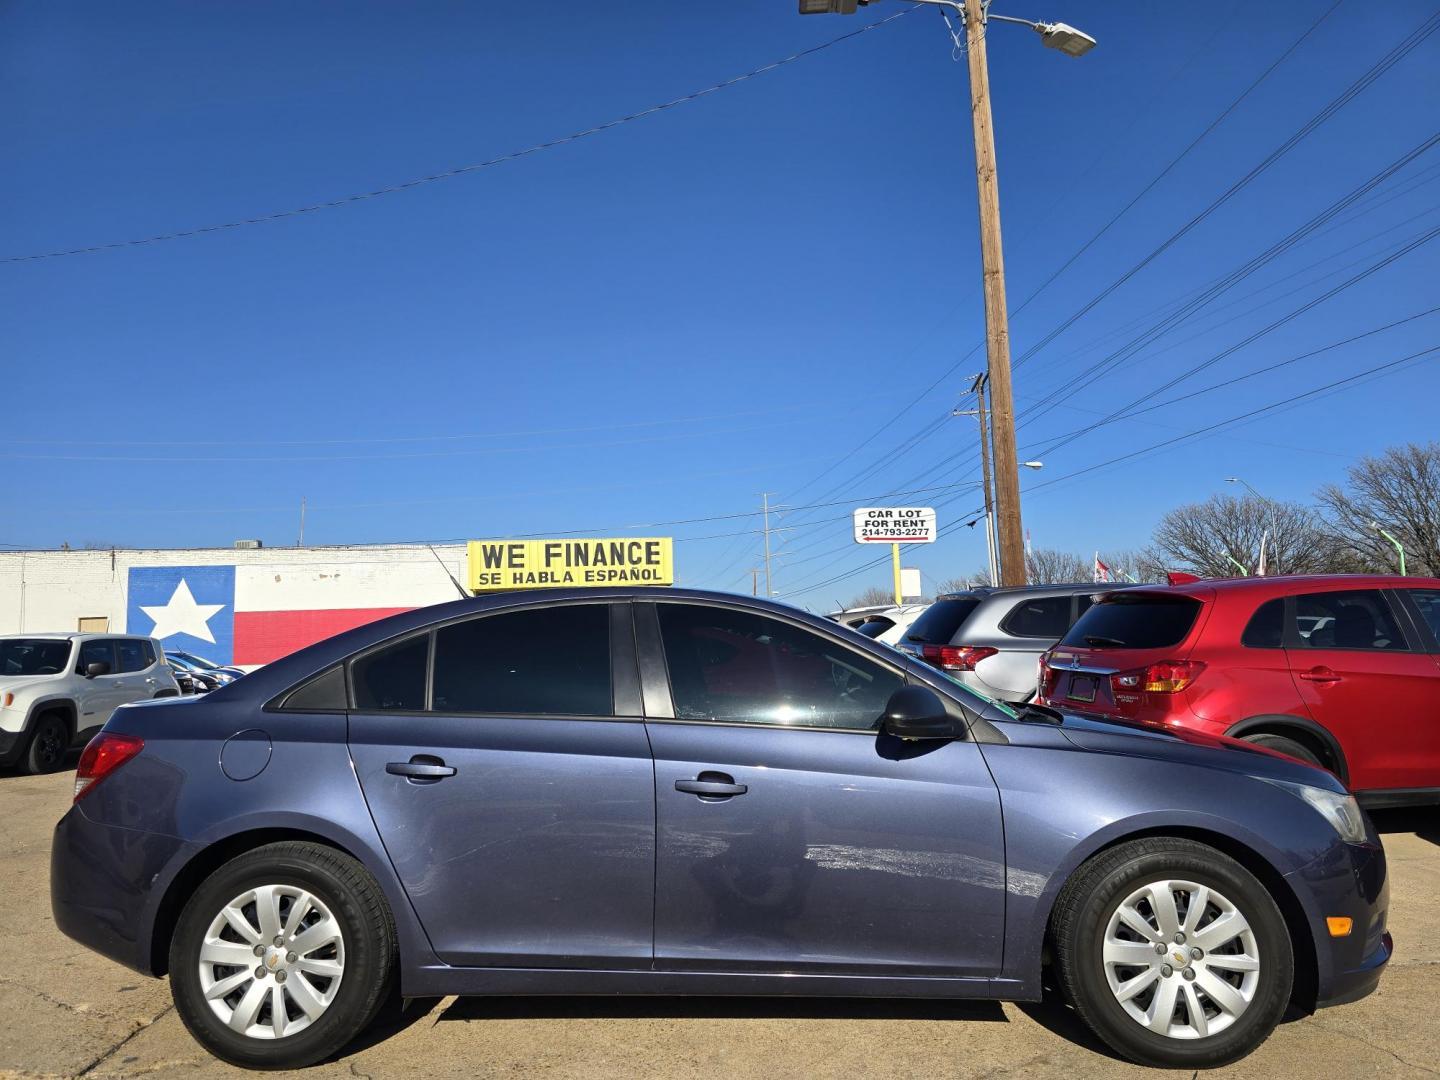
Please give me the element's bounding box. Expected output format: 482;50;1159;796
1038;575;1440;807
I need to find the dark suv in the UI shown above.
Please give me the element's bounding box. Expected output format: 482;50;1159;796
898;583;1128;702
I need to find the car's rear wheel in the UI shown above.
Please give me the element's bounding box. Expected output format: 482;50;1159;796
1052;837;1292;1069
24;713;68;774
169;841;395;1069
1241;733;1323;769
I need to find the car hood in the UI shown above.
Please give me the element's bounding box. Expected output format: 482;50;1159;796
1051;708;1347;793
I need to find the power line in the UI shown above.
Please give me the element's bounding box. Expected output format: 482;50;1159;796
1;9;915;265
773;2;1364;522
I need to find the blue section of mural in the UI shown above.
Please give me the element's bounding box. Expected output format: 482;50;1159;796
126;565;236;665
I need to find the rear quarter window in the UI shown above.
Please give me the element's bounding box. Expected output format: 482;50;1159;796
904;597;981;645
1060;593;1202;649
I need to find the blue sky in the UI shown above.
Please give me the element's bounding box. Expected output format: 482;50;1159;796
4;0;1438;606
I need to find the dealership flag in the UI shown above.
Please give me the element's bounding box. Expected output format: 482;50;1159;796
1093;553;1111;583
128;564;416;666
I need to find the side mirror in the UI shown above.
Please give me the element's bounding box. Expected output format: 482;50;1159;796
84;661;111;678
881;685;964;741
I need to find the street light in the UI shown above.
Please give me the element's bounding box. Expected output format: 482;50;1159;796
1021;461;1044;469
799;0;1096;587
1368;521;1407;576
1225;477;1275;576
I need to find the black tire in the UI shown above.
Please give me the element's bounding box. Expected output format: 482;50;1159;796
1052;837;1293;1069
169;841;396;1069
24;713;68;775
1241;733;1324;769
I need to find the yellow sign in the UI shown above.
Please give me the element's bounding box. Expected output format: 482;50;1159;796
467;538;674;592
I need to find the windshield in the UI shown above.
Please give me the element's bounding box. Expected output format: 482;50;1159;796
930;667;1020;720
904;597;980;644
173;651;221;669
0;639;73;677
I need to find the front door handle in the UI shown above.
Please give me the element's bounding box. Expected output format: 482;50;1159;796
386;756;457;783
1298;667;1342;683
675;771;747;798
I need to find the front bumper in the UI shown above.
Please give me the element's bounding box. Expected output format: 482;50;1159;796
0;727;22;766
50;805;198;976
1286;828;1391;1010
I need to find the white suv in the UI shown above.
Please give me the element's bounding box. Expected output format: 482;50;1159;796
0;634;180;774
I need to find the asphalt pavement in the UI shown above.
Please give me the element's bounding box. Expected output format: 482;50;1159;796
2;763;1436;1079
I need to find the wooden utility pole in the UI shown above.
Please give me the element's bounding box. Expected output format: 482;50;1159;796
972;378;998;585
962;0;1026;585
761;493;774;598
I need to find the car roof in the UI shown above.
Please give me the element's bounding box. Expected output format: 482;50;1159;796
937;582;1129;601
1112;573;1440;600
0;632;146;641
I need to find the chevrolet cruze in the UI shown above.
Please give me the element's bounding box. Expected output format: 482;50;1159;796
50;589;1391;1070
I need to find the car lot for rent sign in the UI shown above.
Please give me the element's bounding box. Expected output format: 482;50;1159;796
467;538;674;591
852;507;937;544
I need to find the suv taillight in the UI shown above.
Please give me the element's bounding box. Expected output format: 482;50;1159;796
921;644;999;672
1111;660;1205;695
74;732;144;802
1037;652;1058;699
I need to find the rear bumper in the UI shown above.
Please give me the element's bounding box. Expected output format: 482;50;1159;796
50;806;198;976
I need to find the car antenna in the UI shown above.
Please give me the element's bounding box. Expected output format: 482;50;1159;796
426;544;469;599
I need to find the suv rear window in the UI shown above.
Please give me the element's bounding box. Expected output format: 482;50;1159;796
1060;593;1202;650
904;597;981;645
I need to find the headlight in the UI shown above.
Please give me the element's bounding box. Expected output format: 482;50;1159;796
1263;778;1368;844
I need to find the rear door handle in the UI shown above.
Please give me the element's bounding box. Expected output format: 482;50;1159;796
1298;668;1341;683
386;756;457;782
675;772;747;798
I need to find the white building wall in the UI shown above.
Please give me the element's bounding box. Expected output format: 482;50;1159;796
0;545;469;636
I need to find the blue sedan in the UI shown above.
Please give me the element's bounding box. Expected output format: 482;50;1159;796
50;589;1390;1070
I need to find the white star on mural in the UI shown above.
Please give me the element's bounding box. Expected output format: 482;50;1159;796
139;579;225;644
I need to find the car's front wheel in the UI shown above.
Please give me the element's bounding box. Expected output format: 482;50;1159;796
24;713;69;774
1052;837;1293;1069
169;841;395;1069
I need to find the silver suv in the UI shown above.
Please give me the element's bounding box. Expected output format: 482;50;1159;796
896;584;1129;702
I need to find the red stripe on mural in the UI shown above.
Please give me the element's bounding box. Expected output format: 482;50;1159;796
233;607;413;665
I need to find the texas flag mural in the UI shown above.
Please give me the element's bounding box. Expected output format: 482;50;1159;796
127;564;414;666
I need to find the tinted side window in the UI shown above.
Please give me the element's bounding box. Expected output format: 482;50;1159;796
432;605;611;716
657;604;902;730
1000;595;1072;639
281;666;348;710
77;639;115;674
352;635;429;710
141;640;156;667
1407;589;1440;644
1291;590;1407;651
1060;594;1202;649
115;639;149;673
1241;599;1285;649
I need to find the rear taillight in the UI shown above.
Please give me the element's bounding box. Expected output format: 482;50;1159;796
921;644;999;672
73;732;144;802
1111;660;1205;696
1037;653;1058;698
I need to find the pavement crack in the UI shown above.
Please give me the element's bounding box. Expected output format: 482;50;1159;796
73;1003;174;1078
348;1062;375;1080
1300;1015;1439;1076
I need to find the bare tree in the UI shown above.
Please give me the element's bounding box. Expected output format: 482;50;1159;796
1317;441;1440;576
1151;494;1331;578
1098;549;1167;584
847;586;895;609
1026;548;1091;584
936;575;985;593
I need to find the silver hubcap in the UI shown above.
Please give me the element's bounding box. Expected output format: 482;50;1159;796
197;885;345;1040
1102;879;1260;1040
